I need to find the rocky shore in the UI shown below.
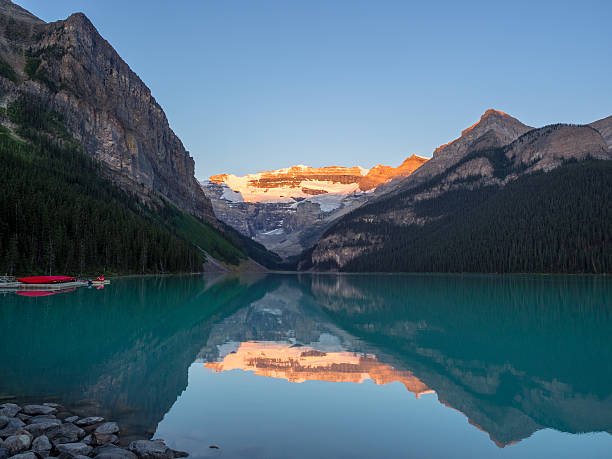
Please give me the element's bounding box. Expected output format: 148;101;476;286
0;403;188;459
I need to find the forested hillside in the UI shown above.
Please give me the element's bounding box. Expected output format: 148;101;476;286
338;160;612;273
0;96;254;275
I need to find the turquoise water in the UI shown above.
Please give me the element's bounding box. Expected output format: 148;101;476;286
1;273;611;458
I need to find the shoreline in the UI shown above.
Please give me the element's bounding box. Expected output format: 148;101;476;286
0;402;188;459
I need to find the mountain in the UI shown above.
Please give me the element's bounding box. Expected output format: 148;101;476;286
201;155;428;259
590;115;612;149
0;0;277;273
303;110;612;272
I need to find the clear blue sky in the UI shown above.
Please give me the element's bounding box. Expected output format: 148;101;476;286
18;0;612;179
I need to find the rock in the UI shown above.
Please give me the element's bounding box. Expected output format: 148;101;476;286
0;418;7;430
15;414;31;423
64;416;79;423
93;444;137;459
32;434;52;457
22;405;56;416
171;450;188;458
0;418;25;438
0;447;7;459
47;423;85;444
6;452;36;459
74;417;104;427
56;442;93;457
93;433;119;446
42;403;62;409
82;435;93;446
3;434;31;455
94;423;119;435
128;440;174;459
13;430;32;442
0;404;20;418
29;415;59;424
24;421;61;437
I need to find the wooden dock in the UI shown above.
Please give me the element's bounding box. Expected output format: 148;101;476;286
0;281;89;290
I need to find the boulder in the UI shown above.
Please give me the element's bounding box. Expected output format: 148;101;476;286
15;414;31;423
0;447;7;459
47;423;85;444
128;440;174;459
6;452;36;459
0;418;7;430
56;442;94;457
3;434;31;455
32;434;52;456
64;416;79;423
93;433;119;446
75;417;104;427
0;418;25;438
24;421;60;437
42;403;62;409
94;444;137;459
94;423;119;435
22;405;56;416
30;415;58;423
0;404;20;418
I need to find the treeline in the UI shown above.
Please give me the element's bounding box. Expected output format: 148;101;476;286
0;97;207;276
341;160;612;273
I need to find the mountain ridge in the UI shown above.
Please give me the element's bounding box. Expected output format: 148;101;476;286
303;109;612;271
0;2;215;222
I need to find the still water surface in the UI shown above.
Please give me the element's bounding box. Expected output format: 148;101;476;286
0;274;611;458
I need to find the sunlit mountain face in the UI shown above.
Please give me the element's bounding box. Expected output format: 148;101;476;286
204;341;433;396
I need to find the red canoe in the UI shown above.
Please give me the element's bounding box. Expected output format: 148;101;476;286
17;276;76;284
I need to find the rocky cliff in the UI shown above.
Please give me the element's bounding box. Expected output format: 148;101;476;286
0;0;214;221
202;155;428;258
306;109;612;270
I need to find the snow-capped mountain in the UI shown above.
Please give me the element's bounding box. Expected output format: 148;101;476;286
201;155;428;258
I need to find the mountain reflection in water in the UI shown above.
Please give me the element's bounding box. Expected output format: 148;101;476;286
0;273;610;456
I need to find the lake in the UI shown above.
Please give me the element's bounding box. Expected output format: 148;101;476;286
1;273;611;458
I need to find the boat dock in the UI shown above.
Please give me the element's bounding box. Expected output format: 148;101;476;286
0;281;89;290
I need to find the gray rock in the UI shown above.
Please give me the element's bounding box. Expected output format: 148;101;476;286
128;440;174;459
42;403;62;409
56;442;93;457
0;418;25;438
94;444;137;459
3;434;31;455
94;423;119;435
13;430;32;442
0;405;20;418
0;418;7;430
6;452;36;459
47;423;85;444
0;447;7;459
15;414;31;423
82;435;93;446
24;421;60;437
22;405;56;416
93;433;118;446
32;435;52;456
64;416;79;423
74;417;104;427
29;415;58;423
